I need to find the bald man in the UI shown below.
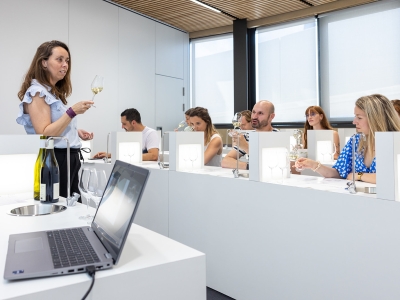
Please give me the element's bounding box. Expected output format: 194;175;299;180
221;100;278;170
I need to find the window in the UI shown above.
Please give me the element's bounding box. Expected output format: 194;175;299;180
256;18;318;122
190;34;233;123
319;0;400;120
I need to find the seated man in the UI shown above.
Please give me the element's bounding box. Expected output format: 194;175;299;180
93;108;159;161
221;100;278;170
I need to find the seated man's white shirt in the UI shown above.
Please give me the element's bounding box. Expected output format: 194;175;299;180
142;126;159;153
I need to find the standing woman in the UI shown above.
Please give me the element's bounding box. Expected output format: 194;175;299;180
189;107;223;167
16;40;94;199
295;94;400;184
302;105;340;159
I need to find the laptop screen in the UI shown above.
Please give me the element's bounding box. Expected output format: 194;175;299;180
91;160;149;264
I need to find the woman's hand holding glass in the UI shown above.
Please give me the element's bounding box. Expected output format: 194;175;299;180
294;157;319;171
71;100;94;115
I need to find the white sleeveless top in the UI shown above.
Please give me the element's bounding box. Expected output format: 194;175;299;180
204;133;222;167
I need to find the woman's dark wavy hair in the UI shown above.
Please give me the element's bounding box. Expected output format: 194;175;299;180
18;40;72;104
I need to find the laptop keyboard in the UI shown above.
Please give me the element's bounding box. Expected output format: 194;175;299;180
47;228;100;268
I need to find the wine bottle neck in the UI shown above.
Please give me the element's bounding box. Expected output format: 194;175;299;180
46;139;55;149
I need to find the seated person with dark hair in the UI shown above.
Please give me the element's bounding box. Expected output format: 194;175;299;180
93;108;159;161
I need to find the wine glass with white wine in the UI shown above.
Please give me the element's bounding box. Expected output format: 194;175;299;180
232;112;242;129
177;120;186;131
91;75;104;107
228;112;242;139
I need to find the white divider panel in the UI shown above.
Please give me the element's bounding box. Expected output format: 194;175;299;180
110;132;142;164
0;135;41;155
307;130;334;163
338;128;356;152
249;132;291;182
0;135;42;195
169;132;204;171
376;132;400;201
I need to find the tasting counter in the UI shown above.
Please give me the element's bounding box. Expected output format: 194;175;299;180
84;160;400;300
0;197;206;300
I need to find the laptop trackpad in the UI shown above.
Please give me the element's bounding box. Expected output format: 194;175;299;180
15;237;43;253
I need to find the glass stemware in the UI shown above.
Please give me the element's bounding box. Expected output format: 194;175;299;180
127;146;135;163
267;152;278;181
232;112;242;130
91;75;104;107
78;168;91;221
182;149;190;169
329;143;337;162
177;120;186;130
86;169;107;224
277;150;290;184
320;145;329;163
189;147;198;169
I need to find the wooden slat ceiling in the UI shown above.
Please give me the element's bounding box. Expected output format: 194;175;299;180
110;0;373;34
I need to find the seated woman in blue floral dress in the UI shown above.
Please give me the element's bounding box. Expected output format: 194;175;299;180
294;94;400;184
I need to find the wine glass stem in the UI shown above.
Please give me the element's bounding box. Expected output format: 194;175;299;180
91;94;97;107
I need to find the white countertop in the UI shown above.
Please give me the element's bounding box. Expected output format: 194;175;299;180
0;197;205;300
111;162;377;198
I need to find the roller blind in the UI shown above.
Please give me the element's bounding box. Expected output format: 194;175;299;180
190;34;234;123
256;18;318;122
319;0;400;120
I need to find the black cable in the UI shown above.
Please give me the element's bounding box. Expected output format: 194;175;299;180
82;266;96;300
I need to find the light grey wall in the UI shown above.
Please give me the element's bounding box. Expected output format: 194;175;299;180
0;0;189;153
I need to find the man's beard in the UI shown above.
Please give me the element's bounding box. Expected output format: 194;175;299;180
252;117;270;129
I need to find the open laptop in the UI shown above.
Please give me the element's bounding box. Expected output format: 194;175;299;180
4;160;149;280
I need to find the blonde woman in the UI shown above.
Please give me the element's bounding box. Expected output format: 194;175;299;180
295;94;400;184
302;105;340;159
189;107;223;167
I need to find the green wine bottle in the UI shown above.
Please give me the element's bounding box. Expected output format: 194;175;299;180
33;136;47;200
40;139;60;203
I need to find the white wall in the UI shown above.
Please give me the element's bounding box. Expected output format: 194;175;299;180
0;0;69;135
0;0;189;153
